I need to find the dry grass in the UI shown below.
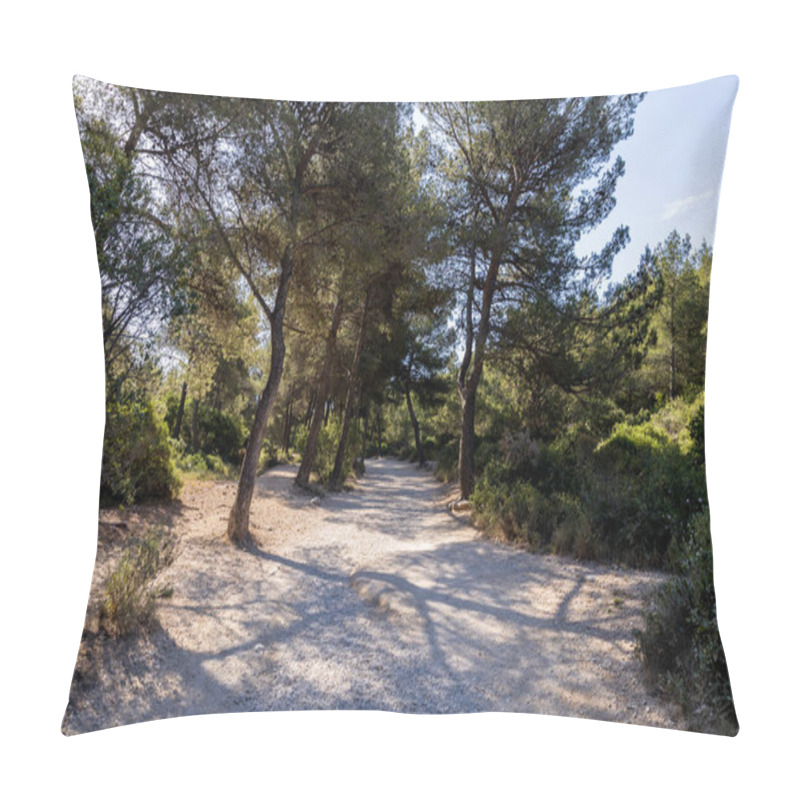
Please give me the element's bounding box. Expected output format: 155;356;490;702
100;528;176;636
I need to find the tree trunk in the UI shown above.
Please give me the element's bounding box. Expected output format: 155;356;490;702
172;380;187;439
296;294;344;488
361;405;368;463
456;238;477;499
282;399;293;460
303;392;315;427
330;297;369;487
191;398;199;452
377;407;382;458
456;234;505;499
405;389;424;465
458;386;477;497
227;248;294;548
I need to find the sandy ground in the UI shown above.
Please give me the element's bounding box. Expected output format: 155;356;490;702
62;458;682;734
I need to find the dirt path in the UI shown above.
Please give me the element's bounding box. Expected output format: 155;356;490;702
63;458;681;733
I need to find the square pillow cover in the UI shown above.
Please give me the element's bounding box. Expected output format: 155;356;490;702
63;75;738;736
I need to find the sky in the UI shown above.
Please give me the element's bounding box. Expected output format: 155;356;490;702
575;75;739;283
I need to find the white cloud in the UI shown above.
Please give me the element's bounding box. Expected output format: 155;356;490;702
662;190;714;221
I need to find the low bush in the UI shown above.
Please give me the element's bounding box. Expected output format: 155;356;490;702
101;528;176;637
174;445;236;480
583;418;706;567
469;399;708;568
102;399;181;505
259;439;281;472
197;406;245;464
166;398;246;464
433;438;459;482
552;498;595;559
395;442;415;461
472;462;568;550
635;509;738;735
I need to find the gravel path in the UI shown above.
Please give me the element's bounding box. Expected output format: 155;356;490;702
63;458;681;733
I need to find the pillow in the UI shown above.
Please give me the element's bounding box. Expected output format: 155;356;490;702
63;75;738;736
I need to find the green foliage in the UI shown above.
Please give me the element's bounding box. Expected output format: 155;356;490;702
101;529;176;637
165;396;246;464
473;460;568;549
552;500;594;560
469;394;707;568
688;402;706;467
75;81;191;385
432;437;460;482
195;406;245;464
634;232;711;402
258;439;281;472
583;414;706;567
635;510;738;735
101;399;181;505
173;443;236;481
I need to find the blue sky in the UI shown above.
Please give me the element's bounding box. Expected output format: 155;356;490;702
575;75;739;282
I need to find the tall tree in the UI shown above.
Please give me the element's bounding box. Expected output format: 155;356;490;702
390;281;454;465
74;79;190;392
641;231;711;400
152;98;350;545
422;97;643;498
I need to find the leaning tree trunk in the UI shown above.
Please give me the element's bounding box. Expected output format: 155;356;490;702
456;236;504;500
227;325;286;547
296;294;344;488
227;251;294;547
457;382;478;497
330;297;368;488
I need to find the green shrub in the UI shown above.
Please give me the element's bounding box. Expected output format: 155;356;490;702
536;427;598;497
165;397;245;464
173;441;236;480
102;399;181;505
635;509;738;735
259;439;281;472
101;528;176;636
688;402;705;467
583;419;706;567
472;465;558;549
474;437;501;476
552;498;595;559
395;442;415;461
197;406;245;463
433;438;459;482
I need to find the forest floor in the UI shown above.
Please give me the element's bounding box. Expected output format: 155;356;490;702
62;457;683;734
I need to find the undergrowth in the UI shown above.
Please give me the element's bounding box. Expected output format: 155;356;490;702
101;528;176;636
174;446;238;481
634;509;738;735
